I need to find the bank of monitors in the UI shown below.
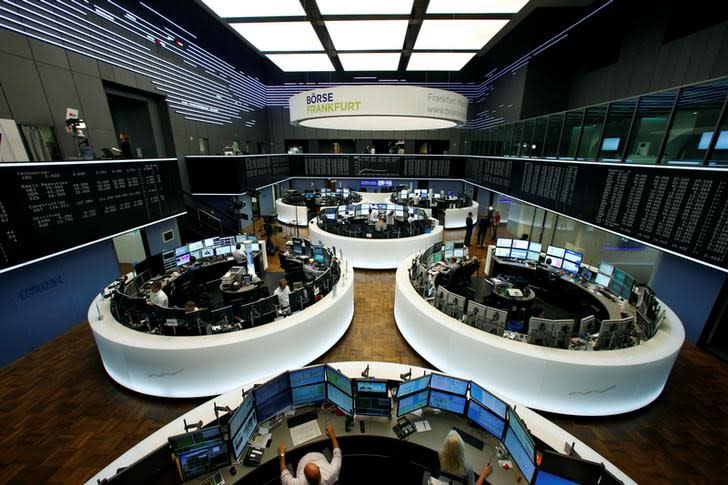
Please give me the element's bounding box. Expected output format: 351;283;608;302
396;374;431;397
254;372;292;423
512;240;529;250
354;380;391;417
609;268;635;300
465;301;488;328
579;315;597;336
546;246;565;259
228;394;257;460
505;408;537;483
325;365;353;415
594;273;610;288
598;262;614;276
596;316;635;350
497;238;512;248
447;292;467;320
495;247;511;257
397;389;429;417
215;246;231;256
290;365;326;407
469;381;507;419
175;245;189;257
430;373;468;396
168;426;230;481
428;390;467;415
466;400;506;440
483;307;508;335
534;450;604;485
510;248;528;260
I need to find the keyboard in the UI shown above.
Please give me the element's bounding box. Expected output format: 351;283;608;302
287;410;319;429
452;426;484;450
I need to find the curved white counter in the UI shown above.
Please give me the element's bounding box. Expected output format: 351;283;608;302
355;191;393;204
276;198;309;226
444;201;479;229
87;361;635;485
308;218;444;269
394;255;685;416
87;261;354;398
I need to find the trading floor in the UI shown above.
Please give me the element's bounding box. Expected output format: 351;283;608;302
0;221;726;484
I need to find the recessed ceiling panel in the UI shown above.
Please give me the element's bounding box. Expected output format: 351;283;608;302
427;0;528;14
266;53;335;72
230;22;323;52
407;52;477;71
326;20;409;50
339;53;401;71
316;0;414;15
414;19;510;50
201;0;306;18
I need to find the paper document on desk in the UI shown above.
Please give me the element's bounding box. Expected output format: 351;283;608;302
414;420;431;433
250;433;271;448
506;288;523;297
290;420;322;447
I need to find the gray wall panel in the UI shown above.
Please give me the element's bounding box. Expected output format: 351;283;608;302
36;63;81;157
0;52;50;125
28;39;69;70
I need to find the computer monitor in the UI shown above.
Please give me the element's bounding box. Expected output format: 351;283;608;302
168;426;230;481
496;238;512;248
201;247;214;258
231;409;257;460
430;374;468;396
325;365;352;395
203;237;217;247
396;374;431;397
447;293;467;319
495;247;510;258
598;262;614;276
549;257;563;269
594;273;610;288
453;248;465;258
469;382;507;419
561;260;579;274
510;248;528;260
579;266;593;282
466;400;506;440
188;241;203;252
528;317;554;347
432;252;443;263
534;450;604;485
551;319;574;349
175;245;189;257
254;372;292;423
188;250;201;260
465;300;487;328
526;251;540;261
483;307;508;335
291;383;326;407
228;393;255;438
512;240;529;250
396;389;429;417
289;365;325;388
507;407;536;462
326;382;353;415
444;249;454;259
428;390;466;415
444;241;455;251
354;380;391;417
292;238;303;255
609;268;635;300
579;315;597;336
175;253;190;267
546;245;565;258
215;246;231;256
504;425;536;483
563;249;583;264
529;242;542;253
312;246;325;264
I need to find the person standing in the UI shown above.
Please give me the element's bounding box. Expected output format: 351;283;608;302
464;212;474;246
149;281;168;307
477;214;491;247
274;278;291;311
119;132;132;158
493;210;501;239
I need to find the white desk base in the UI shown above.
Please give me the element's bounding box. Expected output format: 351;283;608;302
276;199;309;226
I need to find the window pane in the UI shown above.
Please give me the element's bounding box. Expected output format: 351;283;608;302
530;117;548;157
558;110;584;159
576;104;607;160
663;80;728;165
624;90;677;164
543;114;564;158
708;109;728;166
494;126;505;156
520;120;534;157
502;124;514;156
511;122;524;156
598;98;637;161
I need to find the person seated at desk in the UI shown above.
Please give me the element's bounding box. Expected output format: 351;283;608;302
374;216;387;232
274;278;291;312
303;259;324;280
424;430;492;485
407;212;416;224
149;281;168;307
342;210;353;222
279;424;341;485
386;210;395;226
233;243;246;264
368;208;379;223
413;193;421;206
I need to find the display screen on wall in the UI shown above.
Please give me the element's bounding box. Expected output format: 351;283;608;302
0;159;185;273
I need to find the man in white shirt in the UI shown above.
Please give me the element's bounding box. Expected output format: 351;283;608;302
273;278;291;310
412;193;421;206
368;208;378;222
149;281;168;307
279;424;341;485
232;243;246;264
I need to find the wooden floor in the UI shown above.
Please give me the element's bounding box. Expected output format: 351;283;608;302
0;221;726;483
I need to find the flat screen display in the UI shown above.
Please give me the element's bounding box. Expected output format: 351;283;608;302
397;389;429;417
215;246;231;256
292;383;326;407
562;260;579;274
175;245;189;257
204;238;217;247
355;395;391;417
169;427;230;481
289;366;325;388
428;390;466;414
496;238;512;248
598;262;614;276
430;374;468;395
534;471;580;485
546;246;565;258
595;273;611;287
326;383;353;415
175;253;190;266
495;247;510;257
188;241;203;251
508;409;535;461
444;241;455;250
325;365;352;395
396;374;431;397
356;380;387;393
201;248;214;258
231;411;257;460
469;382;507;418
228;395;255;438
601;137;620;151
526;251;540;261
512;240;529;249
529;242;542;252
254;373;292;423
563;249;583;264
453;248;465;258
549;257;563;269
467;400;506;440
505;427;536;483
510;249;528;260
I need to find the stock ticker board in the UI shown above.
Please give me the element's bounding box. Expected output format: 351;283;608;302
0;159;185;273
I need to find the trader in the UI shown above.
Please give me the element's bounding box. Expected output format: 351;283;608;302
232;243;246;264
477;214;491;247
374;216;387;232
279;423;341;485
464;212;474;246
413;192;421;206
424;430;493;485
149;281;168;307
273;278;291;311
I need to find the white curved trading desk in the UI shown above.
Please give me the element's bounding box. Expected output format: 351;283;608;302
308;218;444;269
87;361;635;485
444;201;479;229
355;191;393;204
87;261;354;398
276;198;309;226
394;255;685;416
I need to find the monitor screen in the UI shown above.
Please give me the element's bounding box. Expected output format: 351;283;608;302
528;242;542;253
189;250;201;260
579;266;593;281
546;246;565;258
356;380;387;394
235;235;247;243
355;395;391;417
292;383;326;407
598;262;614;276
512;240;529;250
496;238;512;248
254;373;292;423
595;273;611;287
508;409;535;461
231;411;257;460
313;246;325;264
563;249;583;264
326;383;353;415
505;427;536;483
428;390;466;414
453;248;465;258
549;257;563;269
601;137;620;151
510;249;528;260
251;243;260;251
188;241;203;252
228;395;255;438
290;366;325;388
397;389;429;417
561;260;579;274
444;241;455;250
534;471;581;485
203;237;217;247
215;246;231;256
495;247;510;257
169;427;230;481
526;251;540;261
430;374;468;395
469;382;507;419
325;365;352;396
175;253;190;266
201;247;214;258
175;245;189;257
467;400;506;440
444;249;454;259
396;374;431;397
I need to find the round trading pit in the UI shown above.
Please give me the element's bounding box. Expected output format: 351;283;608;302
276;188;362;226
391;188;479;229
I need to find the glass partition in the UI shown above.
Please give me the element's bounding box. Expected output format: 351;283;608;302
543;114;564;158
624;90;677;164
520;120;534;157
576;104;608;160
511;122;524;156
502;124;515;156
558;110;584;159
707;108;728;166
530;117;548;157
598;98;637;161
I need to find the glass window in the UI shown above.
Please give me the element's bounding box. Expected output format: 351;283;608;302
530;117;548;157
624;90;678;164
494;125;505;156
663;80;728;165
511;122;524;156
708;108;728;166
502;124;514;156
558;110;584;159
543;114;564;158
576;104;608;160
598;98;637;161
520;120;534;157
